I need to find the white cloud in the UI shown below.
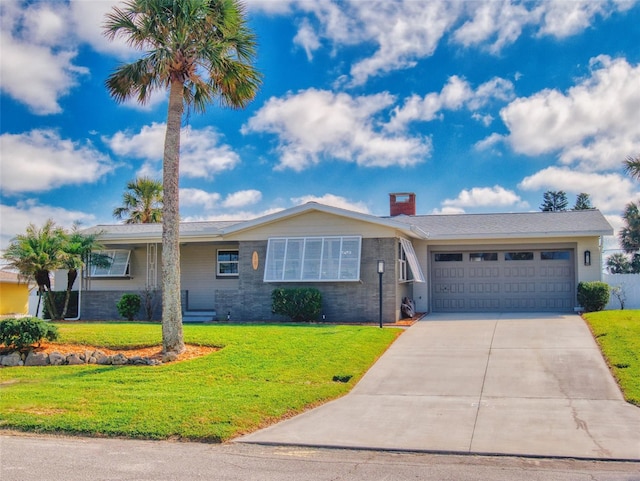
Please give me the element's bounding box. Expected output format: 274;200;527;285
106;123;241;179
182;207;283;223
346;1;461;86
518;167;638;213
266;0;634;85
474;132;505;151
0;200;97;249
180;188;221;211
0;129;114;194
537;0;610;38
290;194;371;214
222;190;262;208
499;56;640;171
442;185;528;210
472;112;494;126
453;1;534;53
430;206;466;215
0;1;88;115
242;88;431;171
388;76;514;131
245;0;296;15
180;188;261;213
70;0;134;58
294;18;321;61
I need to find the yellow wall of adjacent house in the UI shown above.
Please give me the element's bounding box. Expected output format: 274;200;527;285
0;282;29;316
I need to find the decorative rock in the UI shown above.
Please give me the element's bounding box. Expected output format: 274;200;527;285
25;351;49;366
94;351;111;365
48;352;65;366
0;348;162;368
1;352;23;367
111;353;128;365
66;353;85;365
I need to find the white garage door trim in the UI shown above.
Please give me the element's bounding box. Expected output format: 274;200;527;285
431;248;575;312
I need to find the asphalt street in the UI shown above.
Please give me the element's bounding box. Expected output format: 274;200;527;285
2;433;640;481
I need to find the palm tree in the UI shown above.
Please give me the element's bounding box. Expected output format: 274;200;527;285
113;177;164;224
2;220;67;319
104;0;261;354
606;253;632;274
60;228;110;319
620;201;640;254
623;154;640;181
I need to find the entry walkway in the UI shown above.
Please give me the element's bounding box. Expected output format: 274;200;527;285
238;313;640;460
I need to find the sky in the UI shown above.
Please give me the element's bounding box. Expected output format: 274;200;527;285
1;0;640;257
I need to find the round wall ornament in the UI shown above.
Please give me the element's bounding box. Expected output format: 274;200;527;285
252;251;259;270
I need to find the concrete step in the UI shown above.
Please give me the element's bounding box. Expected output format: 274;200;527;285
182;310;217;323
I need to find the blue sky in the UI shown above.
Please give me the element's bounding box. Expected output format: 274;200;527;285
1;0;640;254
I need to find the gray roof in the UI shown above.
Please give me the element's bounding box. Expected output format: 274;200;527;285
85;206;612;243
390;210;613;239
84;220;242;241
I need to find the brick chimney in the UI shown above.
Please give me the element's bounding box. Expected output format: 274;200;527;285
389;192;416;216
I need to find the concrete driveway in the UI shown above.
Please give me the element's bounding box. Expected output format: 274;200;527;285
238;313;640;460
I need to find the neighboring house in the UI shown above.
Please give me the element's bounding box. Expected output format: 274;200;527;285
0;270;31;317
71;193;613;322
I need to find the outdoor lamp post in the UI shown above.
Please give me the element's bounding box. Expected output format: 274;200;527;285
377;260;385;328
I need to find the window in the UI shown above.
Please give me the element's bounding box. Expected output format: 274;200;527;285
541;250;571;260
398;238;425;282
264;236;361;282
217;250;239;276
505;252;534;261
470;252;498;261
434;253;463;262
90;250;131;277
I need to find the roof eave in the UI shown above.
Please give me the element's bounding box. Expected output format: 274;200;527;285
426;230;613;241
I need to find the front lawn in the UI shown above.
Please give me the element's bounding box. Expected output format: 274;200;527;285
0;323;401;441
583;310;640;406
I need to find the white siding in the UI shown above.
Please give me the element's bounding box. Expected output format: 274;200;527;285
231;211;398;240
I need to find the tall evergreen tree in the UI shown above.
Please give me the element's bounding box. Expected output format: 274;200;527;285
573;193;594;210
104;0;261;355
540;190;568;211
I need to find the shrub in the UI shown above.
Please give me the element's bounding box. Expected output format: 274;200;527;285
271;287;322;322
116;293;141;321
577;281;610;312
0;317;59;350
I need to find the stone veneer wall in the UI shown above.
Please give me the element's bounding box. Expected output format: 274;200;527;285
80;289;175;321
233;238;398;323
80;238;400;323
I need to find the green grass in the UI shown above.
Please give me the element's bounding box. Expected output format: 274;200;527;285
0;322;400;441
583;310;640;406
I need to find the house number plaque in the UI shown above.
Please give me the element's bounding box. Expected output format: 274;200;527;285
252;251;259;270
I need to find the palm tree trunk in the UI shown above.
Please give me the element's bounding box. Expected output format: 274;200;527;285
61;268;78;319
35;269;60;320
161;79;185;354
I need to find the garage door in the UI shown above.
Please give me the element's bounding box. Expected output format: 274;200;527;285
431;249;575;312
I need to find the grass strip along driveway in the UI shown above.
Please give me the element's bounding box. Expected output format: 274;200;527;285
583;310;640;406
0;323;400;441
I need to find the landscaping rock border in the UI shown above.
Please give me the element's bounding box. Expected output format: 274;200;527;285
0;349;162;367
